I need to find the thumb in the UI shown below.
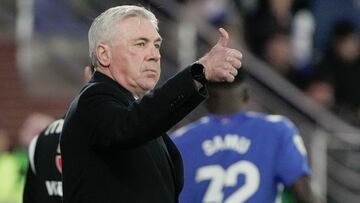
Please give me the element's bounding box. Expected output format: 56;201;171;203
216;28;229;47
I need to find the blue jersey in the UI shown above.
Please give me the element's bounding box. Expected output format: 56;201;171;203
171;112;310;203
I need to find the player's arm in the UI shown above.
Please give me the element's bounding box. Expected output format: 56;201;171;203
290;176;323;203
273;117;322;203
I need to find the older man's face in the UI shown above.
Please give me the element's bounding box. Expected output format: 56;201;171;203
109;16;162;96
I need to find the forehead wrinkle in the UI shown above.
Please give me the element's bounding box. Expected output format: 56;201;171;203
113;16;161;46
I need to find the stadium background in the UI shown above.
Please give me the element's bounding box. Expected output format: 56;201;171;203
0;0;359;202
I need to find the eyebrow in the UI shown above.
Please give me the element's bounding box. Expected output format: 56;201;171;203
136;37;163;43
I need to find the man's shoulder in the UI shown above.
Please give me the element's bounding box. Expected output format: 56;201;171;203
81;81;117;95
78;81;132;104
25;120;64;189
170;116;210;140
29;118;63;152
39;118;64;138
29;118;63;169
245;112;296;129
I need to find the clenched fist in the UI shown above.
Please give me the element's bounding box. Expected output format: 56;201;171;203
198;28;243;82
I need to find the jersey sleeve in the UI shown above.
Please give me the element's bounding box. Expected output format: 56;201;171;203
275;120;311;186
28;135;39;174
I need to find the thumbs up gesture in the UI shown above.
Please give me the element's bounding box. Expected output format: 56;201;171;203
198;28;243;82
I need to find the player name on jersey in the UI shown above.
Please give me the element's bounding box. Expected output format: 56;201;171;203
202;134;251;156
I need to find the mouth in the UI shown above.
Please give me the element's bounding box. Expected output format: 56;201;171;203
144;69;159;78
144;68;158;74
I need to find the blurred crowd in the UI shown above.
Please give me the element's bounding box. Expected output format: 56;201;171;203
195;0;360;126
0;113;53;203
0;0;359;202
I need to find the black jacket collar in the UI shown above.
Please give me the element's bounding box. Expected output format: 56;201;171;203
88;71;136;103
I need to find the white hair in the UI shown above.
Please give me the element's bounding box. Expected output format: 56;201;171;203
88;5;159;68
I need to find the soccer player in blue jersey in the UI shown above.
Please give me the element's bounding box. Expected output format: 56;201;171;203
171;69;321;203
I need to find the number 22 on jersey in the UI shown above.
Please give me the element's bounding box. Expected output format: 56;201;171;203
196;160;260;203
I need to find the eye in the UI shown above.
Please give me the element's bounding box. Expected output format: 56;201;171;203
154;43;161;49
136;42;146;47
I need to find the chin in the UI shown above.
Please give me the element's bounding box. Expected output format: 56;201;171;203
148;79;159;87
143;83;157;92
138;78;158;91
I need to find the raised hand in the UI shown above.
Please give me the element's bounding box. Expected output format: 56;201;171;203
198;28;243;82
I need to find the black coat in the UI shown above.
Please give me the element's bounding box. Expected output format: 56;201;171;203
60;66;207;203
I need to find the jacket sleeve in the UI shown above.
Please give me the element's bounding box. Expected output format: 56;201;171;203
82;66;208;149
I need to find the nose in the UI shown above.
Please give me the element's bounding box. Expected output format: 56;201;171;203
147;46;161;62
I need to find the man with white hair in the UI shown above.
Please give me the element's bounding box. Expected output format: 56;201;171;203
60;5;242;203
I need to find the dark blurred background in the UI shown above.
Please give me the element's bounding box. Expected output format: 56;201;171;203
0;0;359;202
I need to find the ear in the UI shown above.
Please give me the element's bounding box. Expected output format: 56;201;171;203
96;43;111;67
